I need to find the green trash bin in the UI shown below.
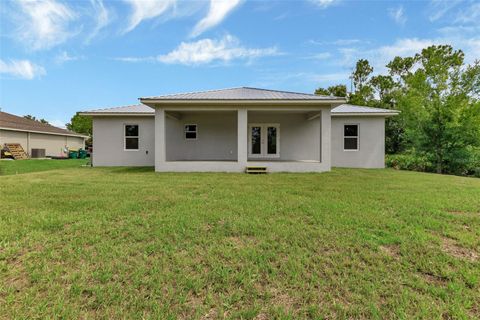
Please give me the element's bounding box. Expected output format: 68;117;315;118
78;149;87;159
68;150;78;159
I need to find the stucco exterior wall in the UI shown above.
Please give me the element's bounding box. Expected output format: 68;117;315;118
92;116;154;166
248;112;321;161
331;116;385;168
0;130;28;152
0;129;84;157
154;108;330;172
165;112;237;161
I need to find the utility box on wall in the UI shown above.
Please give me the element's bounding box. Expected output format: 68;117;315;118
31;148;46;158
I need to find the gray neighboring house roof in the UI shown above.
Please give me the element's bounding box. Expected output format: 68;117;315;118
140;87;345;101
0;111;88;138
80;103;398;117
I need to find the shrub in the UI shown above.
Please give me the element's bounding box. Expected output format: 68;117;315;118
386;153;434;173
386;148;480;177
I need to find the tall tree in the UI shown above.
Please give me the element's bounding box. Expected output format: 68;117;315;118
24;115;49;124
392;45;480;173
315;84;347;97
66;113;92;136
349;59;374;105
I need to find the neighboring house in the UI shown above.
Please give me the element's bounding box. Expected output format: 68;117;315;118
80;87;398;172
0;111;87;157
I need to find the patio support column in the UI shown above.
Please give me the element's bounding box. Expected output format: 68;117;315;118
155;107;166;171
320;107;331;170
237;108;248;167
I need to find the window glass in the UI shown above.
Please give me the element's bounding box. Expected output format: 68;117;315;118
125;137;139;150
344;125;358;137
267;126;277;154
125;125;139;137
185;124;197;140
251;126;261;154
125;125;139;150
344;124;358;150
344;138;358;150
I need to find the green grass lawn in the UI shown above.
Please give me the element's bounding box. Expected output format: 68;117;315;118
0;158;89;176
0;166;479;319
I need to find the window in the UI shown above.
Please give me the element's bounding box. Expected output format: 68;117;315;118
185;124;197;140
344;124;358;151
125;124;139;150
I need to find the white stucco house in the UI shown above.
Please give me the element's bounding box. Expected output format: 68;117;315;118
80;87;398;172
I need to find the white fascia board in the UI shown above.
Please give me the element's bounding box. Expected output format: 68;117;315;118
0;127;89;138
140;99;346;106
331;112;400;117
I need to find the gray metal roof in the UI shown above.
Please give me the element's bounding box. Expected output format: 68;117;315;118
331;104;399;115
141;87;344;101
81;103;398;117
81;104;154;115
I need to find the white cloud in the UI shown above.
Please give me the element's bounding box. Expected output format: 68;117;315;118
455;2;480;25
308;39;362;46
389;5;407;26
191;0;242;38
0;59;46;80
117;35;279;65
123;0;176;33
85;0;111;43
336;35;480;75
13;0;77;50
309;0;340;9
114;57;155;63
46;119;66;128
55;51;83;64
428;0;463;22
309;52;332;60
158;35;278;65
338;38;435;72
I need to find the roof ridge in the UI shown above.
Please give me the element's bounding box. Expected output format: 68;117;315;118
342;104;398;111
241;86;333;98
84;103;146;113
141;87;246;99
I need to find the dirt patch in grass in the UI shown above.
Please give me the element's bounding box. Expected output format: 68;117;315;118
225;236;258;249
419;272;449;286
254;312;269;320
441;238;479;262
379;244;401;260
4;250;29;293
446;209;480;216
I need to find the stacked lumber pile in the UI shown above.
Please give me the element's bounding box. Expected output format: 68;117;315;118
4;143;28;160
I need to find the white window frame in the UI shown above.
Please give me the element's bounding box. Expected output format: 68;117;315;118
124;124;139;151
184;124;198;140
343;123;359;151
248;123;280;158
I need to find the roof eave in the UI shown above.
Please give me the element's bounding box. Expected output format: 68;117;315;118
332;112;400;117
78;112;154;117
140;98;347;106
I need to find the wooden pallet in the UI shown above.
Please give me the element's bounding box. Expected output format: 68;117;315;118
4;143;28;160
245;166;267;174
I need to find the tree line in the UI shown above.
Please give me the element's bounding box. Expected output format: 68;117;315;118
315;45;480;176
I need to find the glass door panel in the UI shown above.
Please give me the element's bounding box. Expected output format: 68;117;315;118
251;126;262;155
267;126;277;155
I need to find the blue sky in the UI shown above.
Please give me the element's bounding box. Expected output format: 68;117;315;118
0;0;479;127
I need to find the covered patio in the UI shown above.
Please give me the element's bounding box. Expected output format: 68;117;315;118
153;107;332;172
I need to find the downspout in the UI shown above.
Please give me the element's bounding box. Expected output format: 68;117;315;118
27;132;30;157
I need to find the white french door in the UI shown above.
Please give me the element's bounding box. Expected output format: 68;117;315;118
248;123;280;158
